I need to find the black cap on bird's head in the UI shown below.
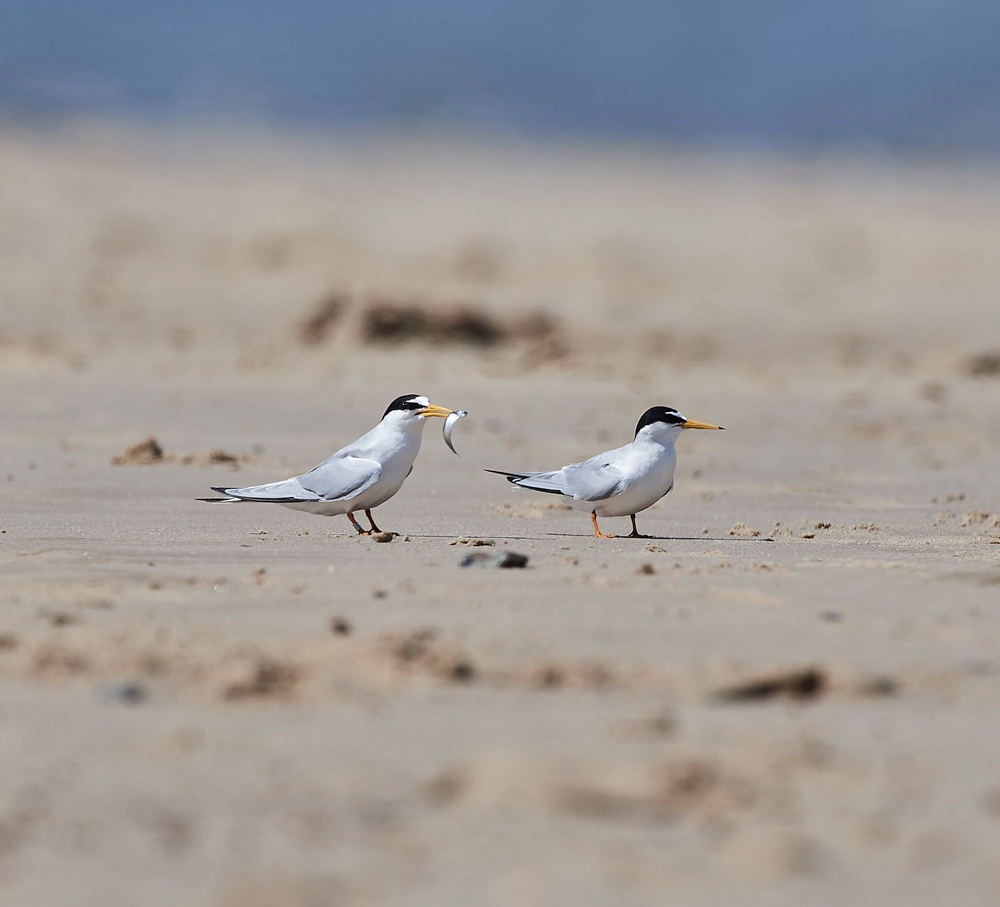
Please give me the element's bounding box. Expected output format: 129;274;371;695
383;394;429;418
634;406;724;438
382;394;454;420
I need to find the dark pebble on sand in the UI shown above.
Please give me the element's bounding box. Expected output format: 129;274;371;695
330;616;352;635
103;682;147;704
460;551;529;569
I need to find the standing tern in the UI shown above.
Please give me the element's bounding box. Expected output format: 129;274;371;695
200;394;458;535
487;406;724;538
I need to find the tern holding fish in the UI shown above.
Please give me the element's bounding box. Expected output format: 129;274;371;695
487;406;723;538
200;395;464;535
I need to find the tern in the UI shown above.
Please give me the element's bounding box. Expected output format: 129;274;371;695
487;406;723;538
200;394;457;535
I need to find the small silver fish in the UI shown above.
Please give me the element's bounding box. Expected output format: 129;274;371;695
443;410;468;455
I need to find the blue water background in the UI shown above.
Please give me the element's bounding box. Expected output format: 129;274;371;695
1;0;998;153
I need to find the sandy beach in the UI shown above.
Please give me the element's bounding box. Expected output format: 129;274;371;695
1;124;1000;906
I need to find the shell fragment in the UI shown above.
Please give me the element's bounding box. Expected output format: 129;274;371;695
443;410;468;455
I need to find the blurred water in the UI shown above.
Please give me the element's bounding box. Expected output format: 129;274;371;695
1;0;998;153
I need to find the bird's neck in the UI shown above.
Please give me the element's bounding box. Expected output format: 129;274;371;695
350;418;424;460
634;433;676;451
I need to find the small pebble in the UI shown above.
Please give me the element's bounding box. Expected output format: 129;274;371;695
860;677;897;697
103;682;147;704
330;616;352;635
450;661;476;682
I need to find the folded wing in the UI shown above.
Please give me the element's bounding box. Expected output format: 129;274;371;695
485;456;627;503
562;457;627;501
213;455;382;503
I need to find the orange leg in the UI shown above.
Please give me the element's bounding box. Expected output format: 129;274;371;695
364;509;382;533
591;512;616;538
346;511;369;535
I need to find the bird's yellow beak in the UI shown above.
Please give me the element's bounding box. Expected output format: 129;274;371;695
682;419;725;430
417;403;454;419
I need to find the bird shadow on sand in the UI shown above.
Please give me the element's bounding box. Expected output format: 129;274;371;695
544;534;775;542
403;534;775;543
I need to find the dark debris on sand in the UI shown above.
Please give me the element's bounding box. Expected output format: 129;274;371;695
383;628;477;684
362;299;565;359
224;660;300;701
967;351;1000;377
111;436;164;465
112;438;248;468
363;302;505;346
716;667;826;703
299;293;347;345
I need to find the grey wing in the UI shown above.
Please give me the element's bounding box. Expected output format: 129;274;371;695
485;458;625;502
562;456;628;502
297;455;382;501
214;456;381;503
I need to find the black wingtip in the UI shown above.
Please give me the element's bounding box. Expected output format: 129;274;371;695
196;497;231;502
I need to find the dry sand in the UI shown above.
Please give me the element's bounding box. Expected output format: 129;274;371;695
1;124;1000;906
